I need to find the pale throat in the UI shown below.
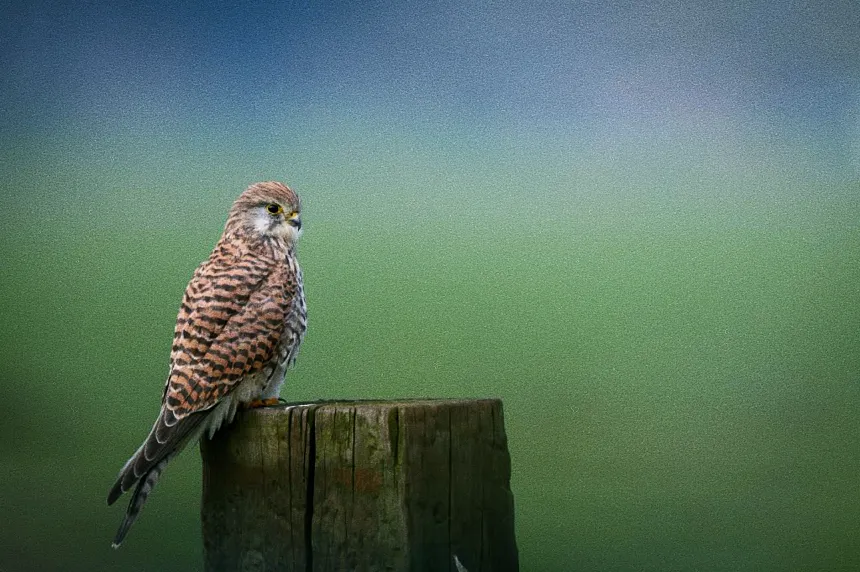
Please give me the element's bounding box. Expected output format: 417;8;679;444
251;208;300;242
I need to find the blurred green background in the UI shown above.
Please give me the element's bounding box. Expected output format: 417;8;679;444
2;1;859;571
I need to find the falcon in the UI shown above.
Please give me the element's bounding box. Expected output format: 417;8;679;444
107;181;307;547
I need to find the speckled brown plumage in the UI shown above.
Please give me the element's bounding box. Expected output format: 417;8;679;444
107;182;307;547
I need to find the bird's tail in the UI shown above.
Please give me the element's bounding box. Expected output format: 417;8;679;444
111;454;172;548
107;409;206;547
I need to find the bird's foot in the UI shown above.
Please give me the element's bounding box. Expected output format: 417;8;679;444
245;398;281;409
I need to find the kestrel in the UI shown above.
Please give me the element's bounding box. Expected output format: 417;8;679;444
107;181;307;547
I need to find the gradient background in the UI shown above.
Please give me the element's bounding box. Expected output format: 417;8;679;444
1;1;859;571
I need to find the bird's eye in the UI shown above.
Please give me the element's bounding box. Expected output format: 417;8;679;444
266;204;283;215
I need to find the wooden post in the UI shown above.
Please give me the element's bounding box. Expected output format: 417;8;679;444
200;399;518;572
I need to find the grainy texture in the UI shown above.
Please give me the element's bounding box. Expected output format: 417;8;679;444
200;399;518;572
108;182;306;547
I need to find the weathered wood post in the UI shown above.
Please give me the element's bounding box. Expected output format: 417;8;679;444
200;399;518;572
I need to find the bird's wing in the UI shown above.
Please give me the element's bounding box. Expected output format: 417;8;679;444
107;247;295;509
164;247;296;419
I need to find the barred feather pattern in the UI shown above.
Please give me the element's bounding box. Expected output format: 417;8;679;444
107;182;306;546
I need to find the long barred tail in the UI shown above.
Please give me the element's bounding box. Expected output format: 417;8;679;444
107;408;206;547
111;455;172;548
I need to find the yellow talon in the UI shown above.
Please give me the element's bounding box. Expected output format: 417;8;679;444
245;398;280;409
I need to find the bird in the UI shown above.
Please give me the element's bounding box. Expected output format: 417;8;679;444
107;181;307;548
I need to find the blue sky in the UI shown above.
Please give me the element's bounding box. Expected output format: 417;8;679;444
0;0;858;232
3;1;858;146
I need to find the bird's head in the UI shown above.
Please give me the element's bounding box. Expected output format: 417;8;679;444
227;181;302;246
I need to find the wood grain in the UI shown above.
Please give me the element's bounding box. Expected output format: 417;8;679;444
201;399;518;572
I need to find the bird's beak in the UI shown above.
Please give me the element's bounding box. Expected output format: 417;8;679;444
287;213;302;230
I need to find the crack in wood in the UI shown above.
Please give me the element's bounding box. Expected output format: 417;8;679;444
304;405;317;572
200;399;518;571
